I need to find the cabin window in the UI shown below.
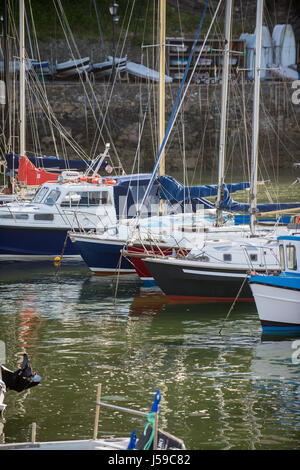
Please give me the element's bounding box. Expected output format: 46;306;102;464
44;190;61;205
90;191;110;205
33;186;49;203
198;255;209;262
286;245;297;270
78;192;89;206
223;254;232;262
60;192;80;207
250;254;257;262
279;245;285;270
0;213;29;219
34;214;54;221
60;191;111;208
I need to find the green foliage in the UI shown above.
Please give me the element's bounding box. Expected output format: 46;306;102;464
12;0;209;44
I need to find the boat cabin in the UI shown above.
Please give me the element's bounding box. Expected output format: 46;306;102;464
0;177;118;230
278;235;300;274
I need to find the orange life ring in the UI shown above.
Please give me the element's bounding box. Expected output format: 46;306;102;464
296;215;300;224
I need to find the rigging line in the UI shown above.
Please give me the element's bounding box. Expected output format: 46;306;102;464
9;4;89;162
28;0;59;158
218;273;249;336
115;0;130;60
25;76;90;160
53;1;115;157
84;4;135;166
189;86;210;186
260;87;298;163
24;4;34;60
113;251;124;308
92;0;106;58
119;94;152;220
54;0;124;170
141;0;151;52
137;0;222;217
90;0;136;164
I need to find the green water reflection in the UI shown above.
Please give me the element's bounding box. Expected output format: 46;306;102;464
0;262;299;450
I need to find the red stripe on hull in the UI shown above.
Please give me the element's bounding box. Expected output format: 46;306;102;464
127;246;189;279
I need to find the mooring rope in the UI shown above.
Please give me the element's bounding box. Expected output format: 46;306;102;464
219;273;250;335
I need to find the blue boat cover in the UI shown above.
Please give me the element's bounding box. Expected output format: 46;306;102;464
112;175;253;219
5;153;107;172
219;185;300;213
158;175;250;200
112;174;218;219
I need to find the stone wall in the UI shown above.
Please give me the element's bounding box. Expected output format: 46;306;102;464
27;81;300;177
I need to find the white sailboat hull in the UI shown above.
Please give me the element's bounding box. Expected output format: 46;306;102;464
250;282;300;326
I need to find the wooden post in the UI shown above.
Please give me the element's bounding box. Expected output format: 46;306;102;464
93;383;102;440
31;422;36;443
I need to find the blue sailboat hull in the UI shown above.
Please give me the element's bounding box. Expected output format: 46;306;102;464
71;238;135;275
0;227;79;258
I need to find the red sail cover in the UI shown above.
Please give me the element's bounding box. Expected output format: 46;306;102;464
18;156;59;186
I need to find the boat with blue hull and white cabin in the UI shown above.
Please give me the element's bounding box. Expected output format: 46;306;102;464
249;233;300;334
0;170;168;262
68;180;259;277
1;169;220;265
69;0;300;282
0;175;117;261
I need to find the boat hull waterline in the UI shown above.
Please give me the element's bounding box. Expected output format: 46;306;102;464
143;258;256;303
250;274;300;333
0;227;81;260
71;235;135;275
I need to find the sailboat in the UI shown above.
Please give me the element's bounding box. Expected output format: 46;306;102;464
0;1;103;203
0;1;248;263
70;0;300;284
138;0;300;299
68;0;262;277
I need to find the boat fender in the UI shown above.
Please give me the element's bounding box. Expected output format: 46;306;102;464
54;256;61;267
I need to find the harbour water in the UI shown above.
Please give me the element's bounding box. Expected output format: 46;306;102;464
0;171;300;450
0;260;299;450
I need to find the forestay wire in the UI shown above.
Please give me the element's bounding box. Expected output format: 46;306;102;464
136;0;223;217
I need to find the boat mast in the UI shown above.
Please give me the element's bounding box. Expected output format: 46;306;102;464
215;0;233;226
2;0;10;154
159;0;166;216
250;0;263;235
19;0;26;158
